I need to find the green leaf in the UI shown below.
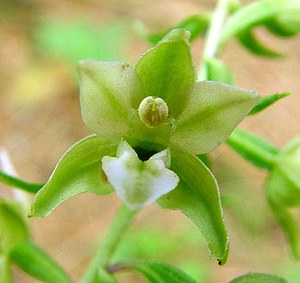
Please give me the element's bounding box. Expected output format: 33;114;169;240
248;92;291;115
78;60;144;140
158;150;229;264
229;272;287;283
0;256;12;283
265;18;298;37
272;0;300;35
170;81;259;154
11;241;71;283
0;200;29;254
120;260;197;283
220;0;284;45
204;58;234;84
30;135;118;218
146;14;210;45
227;129;279;170
0;200;29;283
135;28;195;118
0;170;43;193
238;29;283;58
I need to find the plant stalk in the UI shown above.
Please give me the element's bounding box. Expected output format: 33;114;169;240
80;204;137;283
198;0;231;80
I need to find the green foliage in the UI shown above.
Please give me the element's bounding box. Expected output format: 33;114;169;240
121;260;197;283
237;29;283;57
145;14;210;45
230;272;287;283
35;20;129;63
203;58;234;84
11;241;71;283
227;128;279;169
248;93;291;115
0;171;42;193
0;200;30;283
266;137;300;258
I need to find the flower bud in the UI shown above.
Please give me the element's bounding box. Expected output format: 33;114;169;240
138;96;169;128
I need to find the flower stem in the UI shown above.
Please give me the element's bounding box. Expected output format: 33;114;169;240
198;0;231;80
79;204;137;283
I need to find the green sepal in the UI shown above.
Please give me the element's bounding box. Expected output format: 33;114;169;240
158;150;229;265
135;29;195;118
30;135;118;217
248;92;291;115
117;260;197;283
10;241;72;283
227;129;279;170
238;29;283;58
78;60;144;140
146;14;210;45
204;58;234;84
229;272;287;283
171;81;259;154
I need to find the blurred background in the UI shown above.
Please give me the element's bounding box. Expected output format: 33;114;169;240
1;0;300;282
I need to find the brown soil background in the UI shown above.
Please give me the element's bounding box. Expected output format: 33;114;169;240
1;0;300;282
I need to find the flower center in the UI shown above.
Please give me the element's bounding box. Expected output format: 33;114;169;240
138;96;169;128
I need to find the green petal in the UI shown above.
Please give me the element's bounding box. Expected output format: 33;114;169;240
171;81;259;154
78;59;144;139
135;29;195;118
158;150;229;264
30;135;118;218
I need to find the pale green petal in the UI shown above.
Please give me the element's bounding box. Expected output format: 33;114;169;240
171;81;259;154
102;141;179;210
78;59;144;139
30;136;118;217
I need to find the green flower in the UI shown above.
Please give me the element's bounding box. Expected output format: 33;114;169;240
30;29;258;264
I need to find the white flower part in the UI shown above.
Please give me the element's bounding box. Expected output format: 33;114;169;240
102;140;179;210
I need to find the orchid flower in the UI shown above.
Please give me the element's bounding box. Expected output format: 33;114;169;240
30;29;259;264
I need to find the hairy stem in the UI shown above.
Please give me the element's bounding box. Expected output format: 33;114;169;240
80;204;137;283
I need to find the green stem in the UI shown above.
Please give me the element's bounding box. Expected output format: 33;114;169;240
0;170;43;193
80;204;137;283
198;0;231;80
